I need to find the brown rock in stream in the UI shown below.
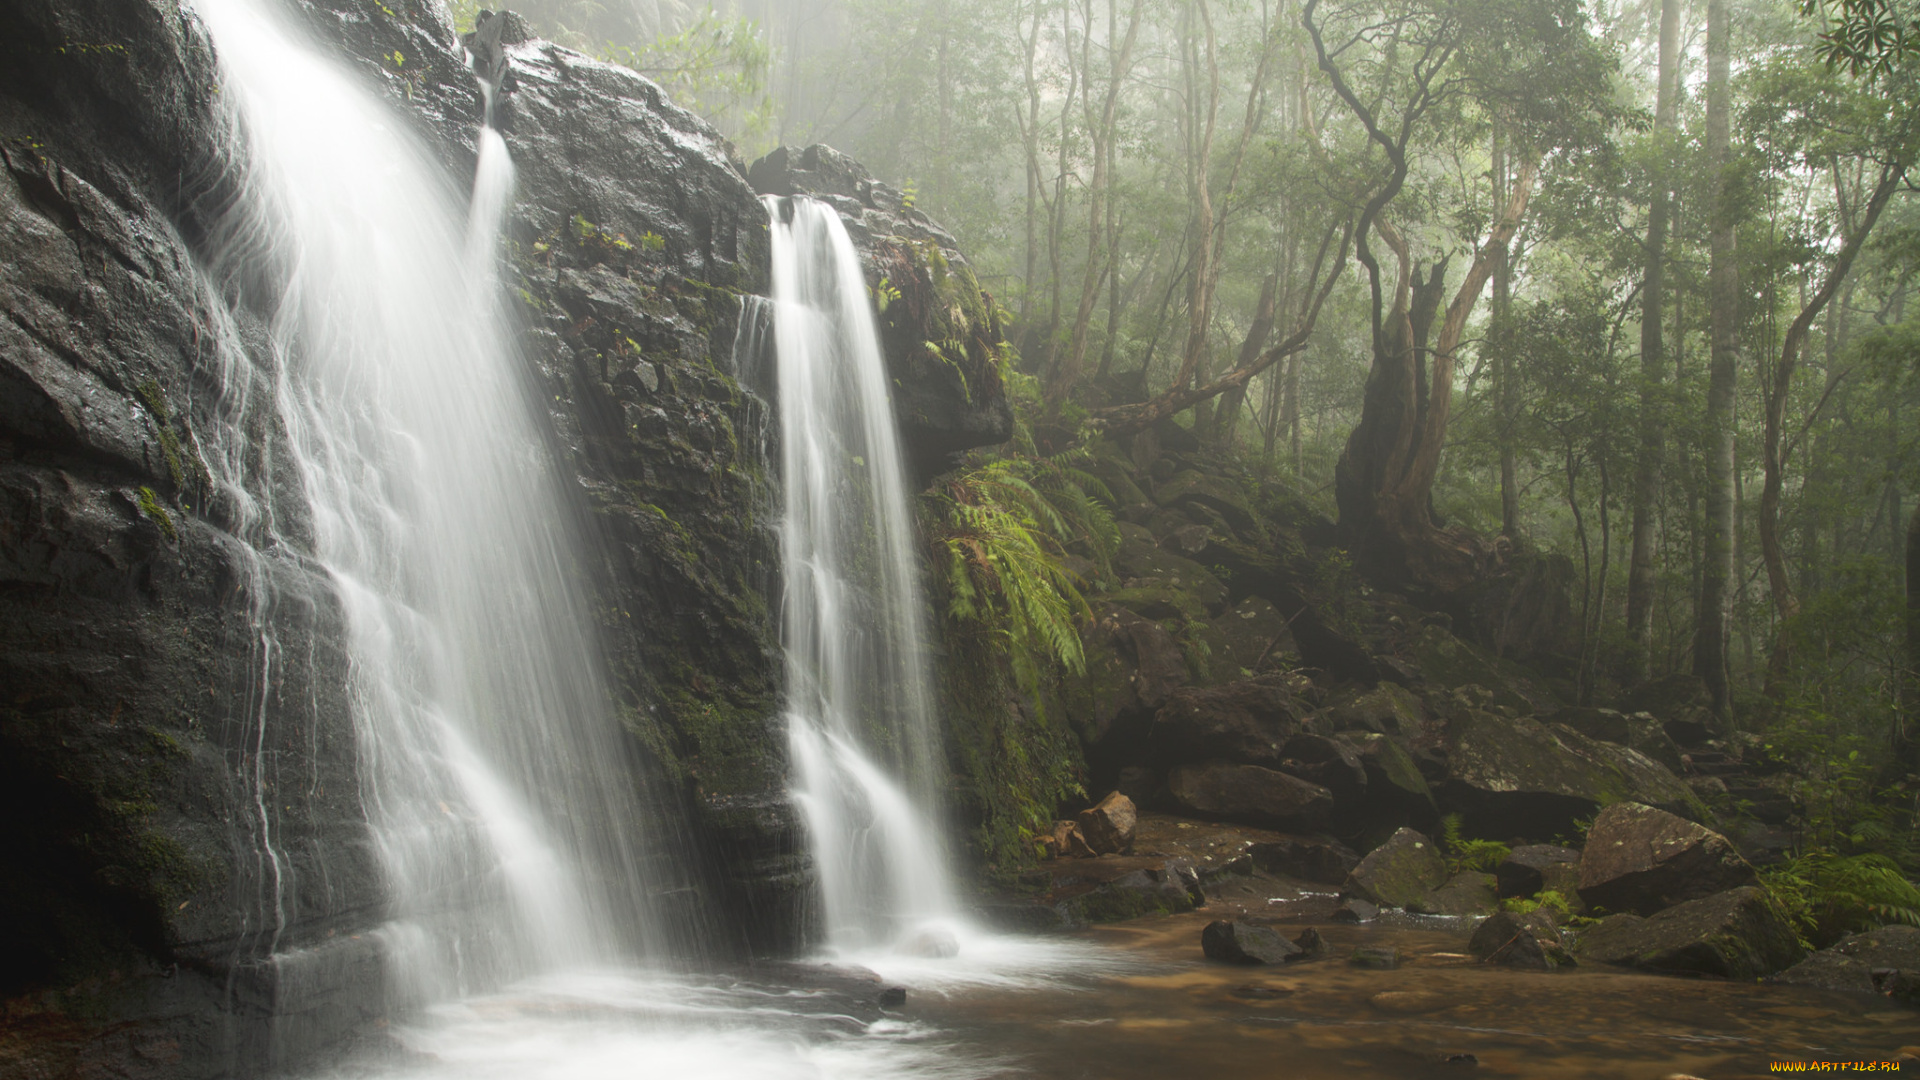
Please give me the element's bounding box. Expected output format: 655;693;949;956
1576;885;1804;980
1076;791;1137;854
1578;802;1755;916
1202;920;1301;964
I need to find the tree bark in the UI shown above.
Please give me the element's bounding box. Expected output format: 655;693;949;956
1758;163;1907;645
1625;0;1680;684
1902;502;1920;774
1214;272;1279;447
1693;0;1736;720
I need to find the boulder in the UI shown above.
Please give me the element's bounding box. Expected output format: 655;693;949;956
1153;470;1258;536
1201;920;1301;964
1410;871;1498;916
1576;886;1805;980
1345;731;1438;817
1437;709;1696;839
1578;802;1756;916
1495;844;1582;899
1469;910;1574;970
1149;678;1307;765
1620;673;1720;747
1551;708;1685;772
1318;683;1427;740
1076;791;1137;855
1246;835;1361;886
1114;528;1228;613
1051;860;1202;925
1166;762;1334;829
1202;596;1297;681
1343;828;1449;909
1774;925;1920;996
1277;733;1369;807
1412;625;1559;715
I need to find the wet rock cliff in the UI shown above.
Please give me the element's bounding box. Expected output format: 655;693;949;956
0;2;1002;1075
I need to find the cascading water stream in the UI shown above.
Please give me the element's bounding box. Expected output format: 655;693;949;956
189;0;660;1010
763;197;962;953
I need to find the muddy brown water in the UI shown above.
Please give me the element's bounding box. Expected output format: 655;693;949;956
896;910;1919;1080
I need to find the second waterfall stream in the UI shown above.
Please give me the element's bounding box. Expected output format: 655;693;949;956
763;195;962;956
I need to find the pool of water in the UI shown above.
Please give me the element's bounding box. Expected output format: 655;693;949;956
313;912;1916;1080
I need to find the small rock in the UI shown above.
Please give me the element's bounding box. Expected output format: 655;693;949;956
1871;967;1920;1004
1348;946;1399;969
1290;927;1330;960
1039;819;1095;859
1076;790;1137;854
1775;925;1920;995
1331;898;1379;924
877;987;907;1007
1440;1053;1479;1066
1344;827;1449;908
1201;920;1301;965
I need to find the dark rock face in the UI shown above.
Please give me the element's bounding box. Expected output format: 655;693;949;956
1166;762;1334;830
1774;926;1920;997
1436;709;1696;840
1495;844;1582;901
1201;920;1300;964
1343;828;1449;909
746;144;1012;481
1577;802;1755;917
0;1;918;1070
1409;871;1497;916
1246;836;1361;886
1149;679;1307;766
1576;886;1804;980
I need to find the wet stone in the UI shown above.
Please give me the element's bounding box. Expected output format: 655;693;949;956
1349;946;1400;970
1201;920;1301;965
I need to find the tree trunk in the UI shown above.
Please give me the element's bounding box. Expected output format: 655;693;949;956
1758;162;1907;651
1625;0;1680;684
1214;272;1279;448
1492;122;1520;539
1693;0;1736;721
1901;503;1920;774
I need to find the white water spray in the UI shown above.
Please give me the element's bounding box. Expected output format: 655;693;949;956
763;197;961;952
190;0;658;1007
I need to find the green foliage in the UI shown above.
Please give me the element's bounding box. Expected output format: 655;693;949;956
926;450;1115;694
1501;888;1574;920
1764;850;1920;947
1440;812;1512;873
1800;0;1920;77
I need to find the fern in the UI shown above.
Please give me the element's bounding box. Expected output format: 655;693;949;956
1764;850;1920;947
1439;812;1512;874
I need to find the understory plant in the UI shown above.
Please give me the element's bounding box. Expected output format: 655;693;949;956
1439;812;1512;874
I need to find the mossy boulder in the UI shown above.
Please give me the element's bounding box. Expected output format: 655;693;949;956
1410;871;1499;916
1201;596;1297;682
1412;625;1559;715
1152;470;1258;536
1576;886;1805;980
1437;710;1694;840
1345;732;1438;819
1318;683;1428;741
1577;802;1756;916
1774;925;1920;996
1551;707;1685;772
1343;827;1450;908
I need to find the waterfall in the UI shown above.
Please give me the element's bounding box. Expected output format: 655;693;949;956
763;196;961;953
189;0;661;1012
